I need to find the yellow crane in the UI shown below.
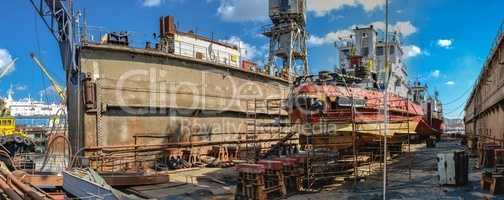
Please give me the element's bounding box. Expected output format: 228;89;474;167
30;53;66;102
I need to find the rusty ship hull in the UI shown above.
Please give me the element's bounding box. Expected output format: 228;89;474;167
67;28;294;170
287;78;441;150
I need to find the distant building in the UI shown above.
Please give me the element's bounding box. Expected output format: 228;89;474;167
444;118;465;134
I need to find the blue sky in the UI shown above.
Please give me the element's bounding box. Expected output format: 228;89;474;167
0;0;502;118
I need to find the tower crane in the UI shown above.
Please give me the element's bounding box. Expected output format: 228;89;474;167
30;53;66;103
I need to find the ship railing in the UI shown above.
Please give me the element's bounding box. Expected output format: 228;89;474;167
83;26;152;49
173;40;240;68
310;96;415;124
365;97;414;112
83;26;241;68
13;153;69;174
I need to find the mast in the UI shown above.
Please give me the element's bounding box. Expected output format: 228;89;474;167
383;0;390;199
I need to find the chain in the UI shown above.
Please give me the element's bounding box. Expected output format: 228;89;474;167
96;79;103;146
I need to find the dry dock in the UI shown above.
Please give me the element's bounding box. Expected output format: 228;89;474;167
289;138;493;200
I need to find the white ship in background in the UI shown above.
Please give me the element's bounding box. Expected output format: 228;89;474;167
3;89;63;117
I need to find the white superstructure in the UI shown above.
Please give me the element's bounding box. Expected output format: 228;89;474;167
173;32;241;67
3;89;63;117
337;25;409;98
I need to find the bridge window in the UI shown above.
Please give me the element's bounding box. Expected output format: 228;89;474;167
377;47;384;56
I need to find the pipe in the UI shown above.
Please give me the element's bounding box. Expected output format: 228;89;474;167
0;176;22;200
0;162;46;200
85;138;298;151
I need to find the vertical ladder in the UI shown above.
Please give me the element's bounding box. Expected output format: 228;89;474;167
245;99;259;162
260;99;296;159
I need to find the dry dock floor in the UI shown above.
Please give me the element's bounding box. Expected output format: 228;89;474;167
289;138;502;200
125;139;503;199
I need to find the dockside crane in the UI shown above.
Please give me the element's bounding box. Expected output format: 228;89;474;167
29;0;81;150
29;0;77;72
30;53;66;103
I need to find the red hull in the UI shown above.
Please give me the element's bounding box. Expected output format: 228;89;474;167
288;83;442;137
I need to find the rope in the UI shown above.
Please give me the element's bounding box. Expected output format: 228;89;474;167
441;85;472;106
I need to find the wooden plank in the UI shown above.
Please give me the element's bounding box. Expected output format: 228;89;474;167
20;174;63;188
101;174;170;187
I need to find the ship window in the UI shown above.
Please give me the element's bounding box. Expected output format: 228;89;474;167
362;33;368;38
389;46;395;55
342;49;350;56
280;0;289;11
376;47;384;56
361;47;369;56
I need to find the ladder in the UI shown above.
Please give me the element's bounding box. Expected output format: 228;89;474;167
259;99;295;159
245;99;260;162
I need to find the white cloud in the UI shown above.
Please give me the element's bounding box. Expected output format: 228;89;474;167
309;21;417;46
402;45;422;59
0;49;15;77
15;84;27;91
308;29;353;46
39;86;58;98
214;0;385;22
216;0;267;22
364;21;417;37
329;14;345;22
308;0;385;17
142;0;162;7
445;81;455;85
391;21;417;37
431;70;440;78
221;36;260;60
437;39;453;49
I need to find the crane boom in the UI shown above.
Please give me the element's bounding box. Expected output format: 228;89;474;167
30;53;66;102
29;0;77;72
0;58;17;80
